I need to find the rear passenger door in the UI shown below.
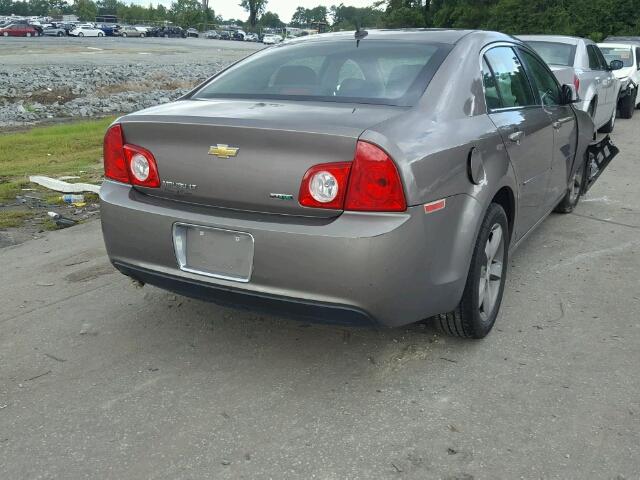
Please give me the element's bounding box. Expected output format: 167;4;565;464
518;47;577;206
483;46;555;239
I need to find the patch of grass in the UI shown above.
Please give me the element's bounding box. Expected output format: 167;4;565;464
0;117;115;178
0;179;29;203
41;218;59;231
0;210;34;229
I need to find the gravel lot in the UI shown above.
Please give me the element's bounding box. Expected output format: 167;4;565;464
0;37;262;127
1;112;639;478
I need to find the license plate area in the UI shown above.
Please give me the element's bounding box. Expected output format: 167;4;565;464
173;223;254;282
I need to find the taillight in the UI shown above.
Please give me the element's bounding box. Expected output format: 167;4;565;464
103;124;129;184
299;162;351;209
103;124;160;188
573;75;580;93
344;141;406;212
124;144;160;188
298;141;406;212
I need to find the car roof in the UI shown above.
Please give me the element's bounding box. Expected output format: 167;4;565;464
598;42;635;49
282;28;488;46
517;34;586;46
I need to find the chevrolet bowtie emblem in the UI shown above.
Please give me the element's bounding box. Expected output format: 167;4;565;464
208;144;239;158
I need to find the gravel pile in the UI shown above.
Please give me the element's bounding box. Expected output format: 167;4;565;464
0;62;231;127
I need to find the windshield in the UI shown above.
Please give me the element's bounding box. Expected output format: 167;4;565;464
192;39;451;107
599;47;634;67
524;41;576;66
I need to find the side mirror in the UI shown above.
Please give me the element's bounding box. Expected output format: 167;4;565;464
560;84;578;105
609;59;624;71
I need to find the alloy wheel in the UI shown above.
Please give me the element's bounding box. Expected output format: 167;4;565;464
568;168;583;205
478;223;504;320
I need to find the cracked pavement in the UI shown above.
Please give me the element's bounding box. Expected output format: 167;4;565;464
0;115;639;479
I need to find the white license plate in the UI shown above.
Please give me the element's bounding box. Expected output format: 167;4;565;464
173;223;254;282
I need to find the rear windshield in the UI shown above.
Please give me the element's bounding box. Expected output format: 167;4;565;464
192;39;452;106
599;46;634;67
524;41;576;66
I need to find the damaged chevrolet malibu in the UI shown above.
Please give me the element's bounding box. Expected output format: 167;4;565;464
100;29;610;338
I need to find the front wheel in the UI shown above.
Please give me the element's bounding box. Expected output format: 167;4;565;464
436;204;509;339
555;159;586;213
98;32;103;37
57;31;64;37
78;33;84;37
26;32;31;37
140;33;145;38
619;89;636;119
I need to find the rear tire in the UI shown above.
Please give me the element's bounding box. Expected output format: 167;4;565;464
436;204;509;339
26;32;31;37
122;33;127;37
78;32;84;37
619;89;636;119
554;158;586;213
599;107;616;133
57;31;63;37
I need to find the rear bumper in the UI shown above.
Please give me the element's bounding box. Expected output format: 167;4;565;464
100;181;482;327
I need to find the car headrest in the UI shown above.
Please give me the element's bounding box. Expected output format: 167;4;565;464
337;78;383;98
386;64;423;97
272;66;317;86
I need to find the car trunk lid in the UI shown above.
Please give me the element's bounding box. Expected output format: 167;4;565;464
119;99;404;217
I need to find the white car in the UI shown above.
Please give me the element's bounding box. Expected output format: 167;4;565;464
262;34;282;45
69;26;104;37
519;35;622;133
598;42;640;118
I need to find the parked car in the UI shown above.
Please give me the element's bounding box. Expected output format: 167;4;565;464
116;26;145;38
186;28;199;38
69;26;105;37
519;35;622;132
232;30;246;41
151;26;185;38
262;33;282;45
100;30;614;338
97;24;117;36
204;30;219;39
245;33;259;42
42;25;66;37
598;42;640;118
0;24;39;37
218;30;231;40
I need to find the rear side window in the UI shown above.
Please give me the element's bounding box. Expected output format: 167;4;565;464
192;40;452;107
587;45;603;70
519;49;561;106
484;47;535;109
482;58;502;110
636;48;640;69
525;41;576;66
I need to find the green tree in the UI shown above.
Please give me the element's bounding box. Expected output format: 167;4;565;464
169;0;201;28
258;10;283;28
74;0;98;20
240;0;267;27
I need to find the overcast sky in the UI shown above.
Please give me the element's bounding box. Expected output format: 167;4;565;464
133;0;375;23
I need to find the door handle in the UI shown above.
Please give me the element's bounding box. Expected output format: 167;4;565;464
508;131;524;144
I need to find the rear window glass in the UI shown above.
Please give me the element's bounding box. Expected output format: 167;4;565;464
599;46;634;67
192;39;452;106
524;41;576;67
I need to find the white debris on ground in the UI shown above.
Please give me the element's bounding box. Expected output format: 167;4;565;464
29;176;101;194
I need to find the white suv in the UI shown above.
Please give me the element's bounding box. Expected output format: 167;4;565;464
598;42;640;118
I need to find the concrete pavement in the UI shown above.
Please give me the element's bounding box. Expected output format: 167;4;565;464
1;116;639;479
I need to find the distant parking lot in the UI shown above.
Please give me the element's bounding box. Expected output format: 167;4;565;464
0;36;262;66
